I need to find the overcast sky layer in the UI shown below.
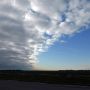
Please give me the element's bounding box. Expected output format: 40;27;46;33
0;0;90;70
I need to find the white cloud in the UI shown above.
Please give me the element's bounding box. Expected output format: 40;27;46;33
0;0;90;69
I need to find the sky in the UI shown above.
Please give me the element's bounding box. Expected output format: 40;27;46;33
37;28;90;70
0;0;90;70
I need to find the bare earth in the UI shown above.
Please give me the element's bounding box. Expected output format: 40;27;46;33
0;80;90;90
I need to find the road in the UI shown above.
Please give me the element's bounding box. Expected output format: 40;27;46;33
0;80;90;90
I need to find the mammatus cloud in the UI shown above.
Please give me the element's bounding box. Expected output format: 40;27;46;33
0;0;90;70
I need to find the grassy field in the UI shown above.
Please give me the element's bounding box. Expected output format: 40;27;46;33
0;70;90;86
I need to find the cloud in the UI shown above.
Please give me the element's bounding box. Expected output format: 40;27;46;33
0;0;90;70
